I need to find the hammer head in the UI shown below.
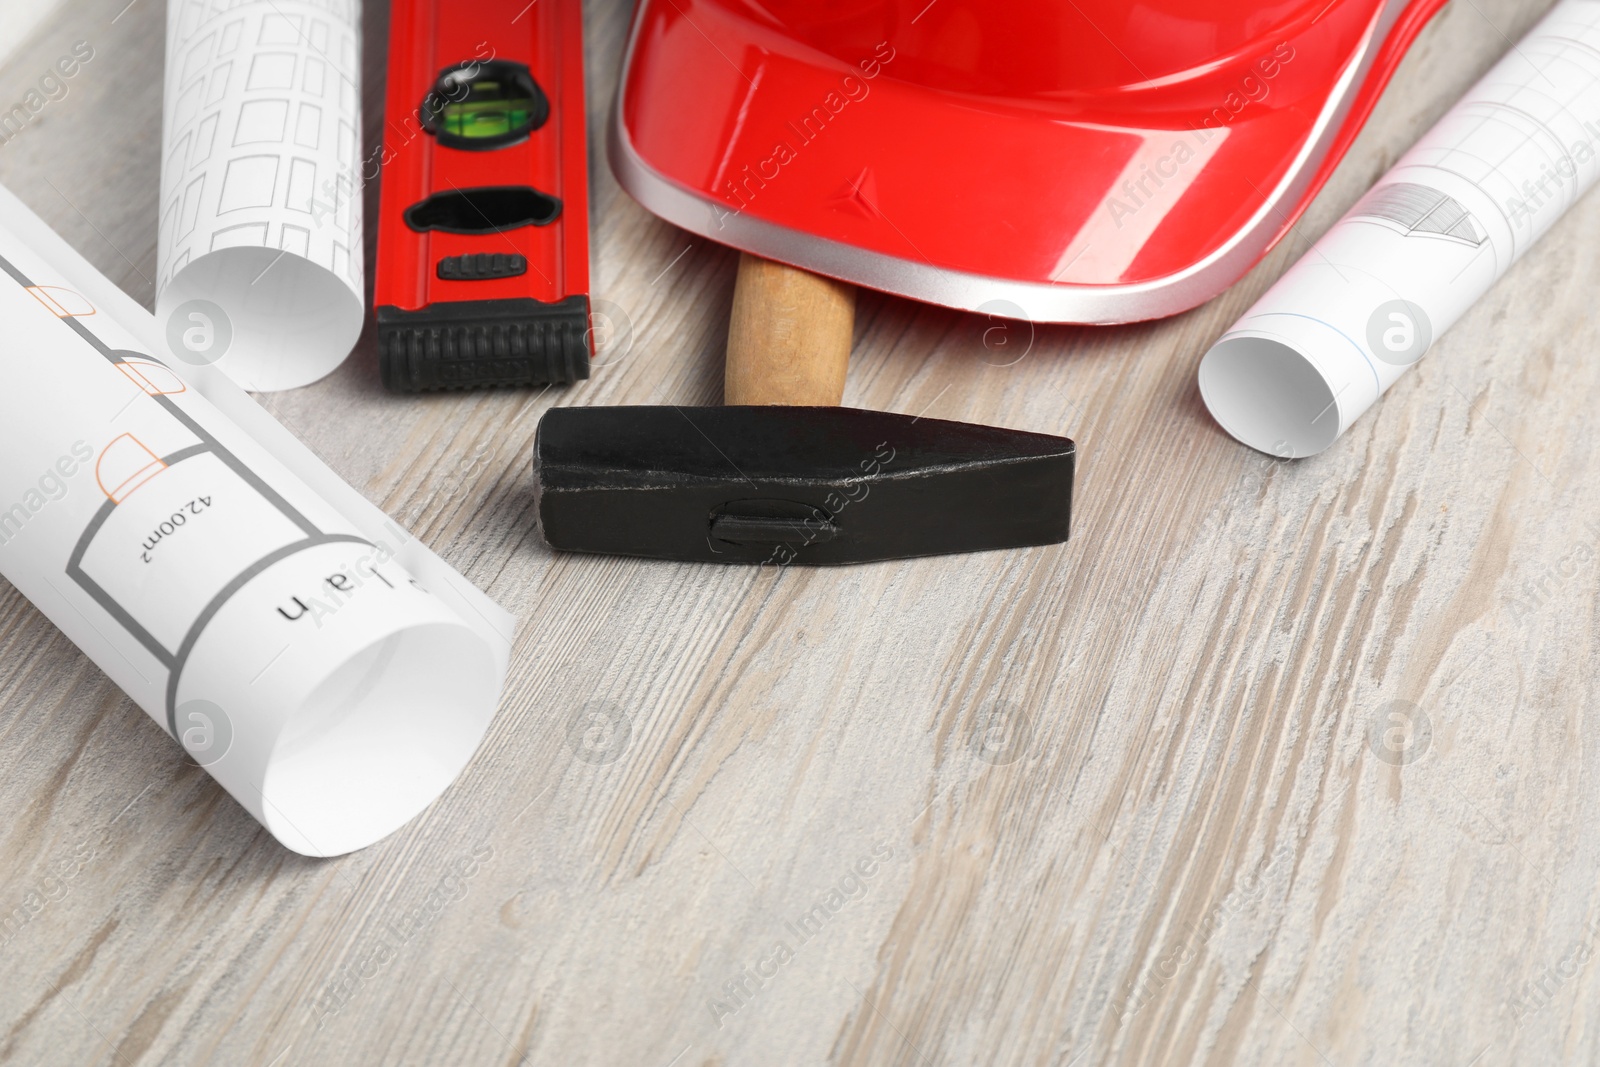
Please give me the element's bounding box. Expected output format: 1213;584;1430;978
534;406;1074;564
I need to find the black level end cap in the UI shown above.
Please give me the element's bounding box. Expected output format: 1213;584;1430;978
378;295;591;392
534;406;1074;565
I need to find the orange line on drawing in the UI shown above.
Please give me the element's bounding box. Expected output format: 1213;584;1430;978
25;285;96;318
116;359;187;396
96;433;167;502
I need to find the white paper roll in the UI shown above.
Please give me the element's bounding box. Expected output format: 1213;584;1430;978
0;181;512;857
156;0;365;392
1200;0;1600;456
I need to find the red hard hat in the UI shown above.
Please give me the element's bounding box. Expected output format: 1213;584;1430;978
612;0;1449;324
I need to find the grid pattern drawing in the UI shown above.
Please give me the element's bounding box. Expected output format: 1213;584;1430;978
158;0;362;295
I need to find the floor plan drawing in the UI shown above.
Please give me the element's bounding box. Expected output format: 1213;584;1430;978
1202;0;1600;456
1;249;375;739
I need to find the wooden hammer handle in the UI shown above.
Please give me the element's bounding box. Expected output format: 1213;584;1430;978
726;253;854;406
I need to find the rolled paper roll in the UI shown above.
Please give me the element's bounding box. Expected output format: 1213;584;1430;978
1200;0;1600;457
156;0;366;391
0;181;513;856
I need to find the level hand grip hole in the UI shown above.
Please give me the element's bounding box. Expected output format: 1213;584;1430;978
403;186;562;234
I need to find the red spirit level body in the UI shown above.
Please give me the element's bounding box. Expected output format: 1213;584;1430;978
611;0;1452;325
376;0;590;391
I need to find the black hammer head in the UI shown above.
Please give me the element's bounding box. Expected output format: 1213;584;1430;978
534;406;1073;565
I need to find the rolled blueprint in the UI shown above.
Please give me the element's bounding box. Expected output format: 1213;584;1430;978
1200;0;1600;456
156;0;365;391
0;181;512;857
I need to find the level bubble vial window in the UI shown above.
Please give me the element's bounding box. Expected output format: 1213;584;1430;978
423;59;549;150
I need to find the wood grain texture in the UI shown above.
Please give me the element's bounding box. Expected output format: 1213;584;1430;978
0;1;1596;1064
726;255;854;406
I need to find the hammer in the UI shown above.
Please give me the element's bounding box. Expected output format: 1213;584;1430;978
532;256;1074;564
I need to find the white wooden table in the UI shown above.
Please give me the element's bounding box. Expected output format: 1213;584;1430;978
1;1;1595;1064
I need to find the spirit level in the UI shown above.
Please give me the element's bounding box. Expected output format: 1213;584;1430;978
376;0;590;391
